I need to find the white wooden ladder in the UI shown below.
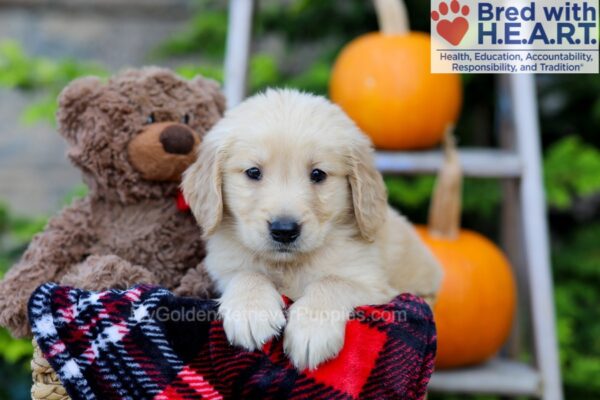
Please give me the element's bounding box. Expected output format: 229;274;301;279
222;1;563;398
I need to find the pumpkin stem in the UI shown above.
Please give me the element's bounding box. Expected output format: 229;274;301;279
373;0;410;35
428;126;462;239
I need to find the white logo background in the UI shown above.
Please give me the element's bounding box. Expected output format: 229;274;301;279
431;0;599;73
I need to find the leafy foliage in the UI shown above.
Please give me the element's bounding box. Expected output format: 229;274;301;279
0;41;103;90
0;203;46;399
0;203;47;277
552;223;600;397
153;7;228;59
544;136;600;209
0;40;108;125
0;329;32;365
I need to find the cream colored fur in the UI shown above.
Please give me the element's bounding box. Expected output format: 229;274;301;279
182;89;442;370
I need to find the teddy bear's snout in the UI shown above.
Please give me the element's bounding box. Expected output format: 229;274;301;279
127;121;200;182
159;125;195;155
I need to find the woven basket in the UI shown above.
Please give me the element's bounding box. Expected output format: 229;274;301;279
31;340;69;400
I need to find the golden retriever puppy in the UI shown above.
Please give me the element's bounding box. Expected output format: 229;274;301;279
182;89;442;370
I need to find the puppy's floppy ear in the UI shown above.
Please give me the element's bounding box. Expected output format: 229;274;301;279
182;134;226;237
348;137;388;242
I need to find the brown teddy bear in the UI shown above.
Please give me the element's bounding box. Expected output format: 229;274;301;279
0;67;224;338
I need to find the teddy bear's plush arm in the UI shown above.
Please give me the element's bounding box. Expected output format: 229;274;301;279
0;198;96;338
60;254;159;291
174;262;215;298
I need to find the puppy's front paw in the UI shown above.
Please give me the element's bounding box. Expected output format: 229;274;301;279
283;302;348;371
219;287;286;352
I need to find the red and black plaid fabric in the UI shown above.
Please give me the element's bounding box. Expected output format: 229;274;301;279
29;283;436;400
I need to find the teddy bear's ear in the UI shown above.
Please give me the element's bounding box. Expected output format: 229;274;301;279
191;76;227;115
57;76;103;144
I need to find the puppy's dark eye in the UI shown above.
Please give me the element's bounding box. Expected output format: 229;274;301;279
146;113;156;124
310;168;327;183
245;167;262;181
181;114;190;125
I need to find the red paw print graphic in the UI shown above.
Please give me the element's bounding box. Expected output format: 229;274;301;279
431;0;470;46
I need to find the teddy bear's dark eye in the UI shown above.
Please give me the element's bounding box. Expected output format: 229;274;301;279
310;168;327;183
245;167;262;181
181;114;190;125
146;113;156;124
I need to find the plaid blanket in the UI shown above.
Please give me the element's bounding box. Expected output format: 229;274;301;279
29;283;436;400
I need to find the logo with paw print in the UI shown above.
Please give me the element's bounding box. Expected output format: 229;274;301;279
431;0;470;46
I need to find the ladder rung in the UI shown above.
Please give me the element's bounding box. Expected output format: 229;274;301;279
429;358;541;396
375;149;522;178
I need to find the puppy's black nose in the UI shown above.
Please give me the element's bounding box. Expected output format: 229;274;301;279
159;124;195;155
269;218;301;244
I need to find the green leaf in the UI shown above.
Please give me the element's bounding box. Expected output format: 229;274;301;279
553;223;600;280
9;216;47;242
249;53;281;93
61;185;89;206
0;40;34;89
20;95;59;126
385;176;435;210
0;329;32;364
0;40;108;125
175;64;223;83
544;136;600;209
286;59;331;95
153;10;228;59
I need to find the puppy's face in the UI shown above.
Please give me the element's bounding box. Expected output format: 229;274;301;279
183;89;388;262
223;129;352;260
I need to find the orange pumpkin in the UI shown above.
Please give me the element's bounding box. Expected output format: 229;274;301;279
417;228;517;368
329;0;462;150
421;134;517;369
